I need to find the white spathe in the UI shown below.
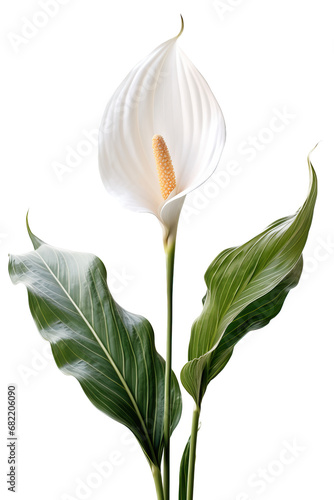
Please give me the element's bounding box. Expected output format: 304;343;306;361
99;20;226;244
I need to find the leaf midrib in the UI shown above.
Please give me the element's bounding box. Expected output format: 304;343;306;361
35;250;158;465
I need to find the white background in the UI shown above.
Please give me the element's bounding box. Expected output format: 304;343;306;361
1;1;333;499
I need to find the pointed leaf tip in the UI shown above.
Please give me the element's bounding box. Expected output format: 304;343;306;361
179;437;191;500
25;212;45;250
307;142;320;166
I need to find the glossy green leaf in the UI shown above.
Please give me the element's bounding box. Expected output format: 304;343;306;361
9;220;182;467
179;437;191;500
181;156;317;405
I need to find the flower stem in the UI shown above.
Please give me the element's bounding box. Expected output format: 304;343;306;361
152;464;165;500
163;240;176;500
186;404;201;500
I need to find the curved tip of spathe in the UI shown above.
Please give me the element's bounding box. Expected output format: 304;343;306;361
177;15;184;38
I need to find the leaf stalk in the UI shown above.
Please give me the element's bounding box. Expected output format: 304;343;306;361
186;404;201;500
163;240;176;499
152;465;165;500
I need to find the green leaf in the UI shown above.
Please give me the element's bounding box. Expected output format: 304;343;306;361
179;437;191;500
9;221;182;467
181;155;317;406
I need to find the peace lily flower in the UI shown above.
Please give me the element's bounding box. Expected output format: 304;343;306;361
98;18;226;247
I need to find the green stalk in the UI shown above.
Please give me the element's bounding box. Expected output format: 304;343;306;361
163;240;176;500
186;404;201;500
152;465;165;500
